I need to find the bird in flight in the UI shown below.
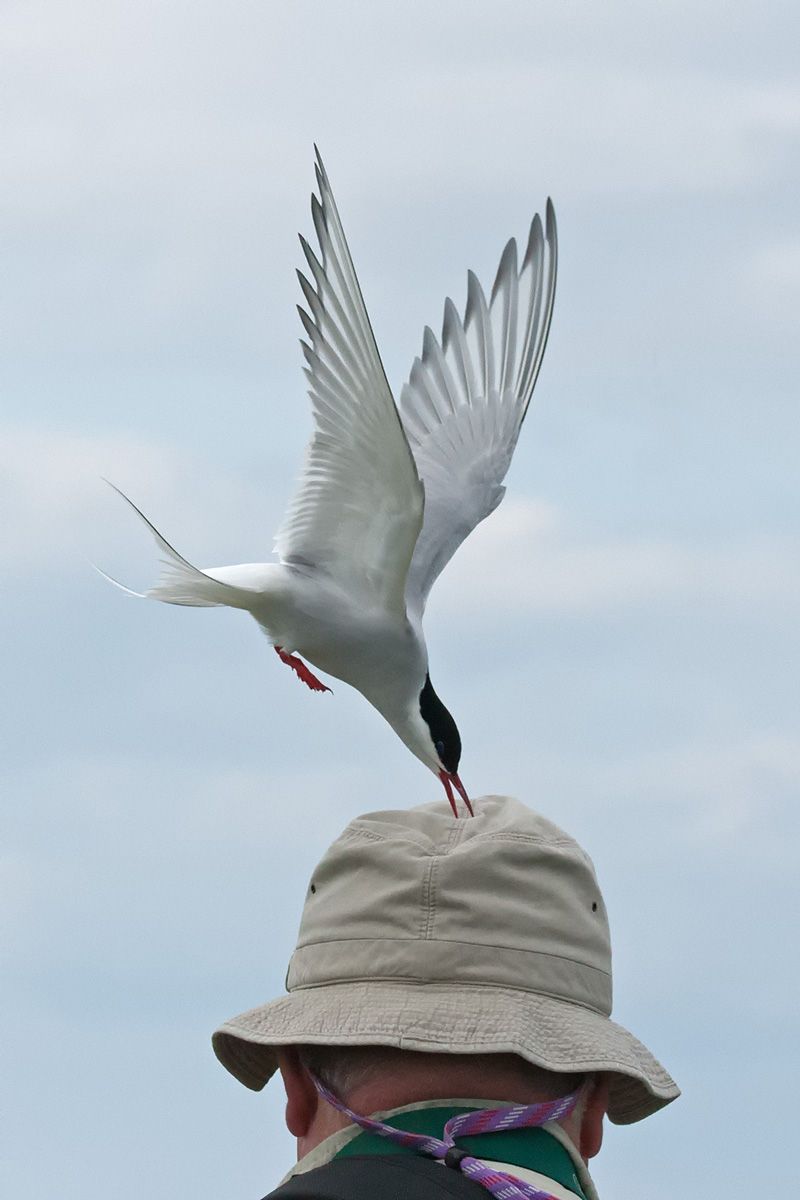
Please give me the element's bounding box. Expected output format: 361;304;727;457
105;149;557;817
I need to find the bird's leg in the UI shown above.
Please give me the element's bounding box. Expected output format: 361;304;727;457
274;646;332;694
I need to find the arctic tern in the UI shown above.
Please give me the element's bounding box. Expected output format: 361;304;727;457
105;149;557;817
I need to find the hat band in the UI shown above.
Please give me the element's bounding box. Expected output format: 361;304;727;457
287;938;612;1015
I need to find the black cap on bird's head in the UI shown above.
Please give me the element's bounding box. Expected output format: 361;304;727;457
419;674;473;817
420;674;460;771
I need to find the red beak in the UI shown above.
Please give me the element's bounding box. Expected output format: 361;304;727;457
438;769;475;818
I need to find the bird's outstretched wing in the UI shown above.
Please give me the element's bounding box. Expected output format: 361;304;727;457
275;149;424;617
399;201;557;617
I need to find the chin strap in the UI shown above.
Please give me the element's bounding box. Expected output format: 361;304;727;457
311;1073;579;1200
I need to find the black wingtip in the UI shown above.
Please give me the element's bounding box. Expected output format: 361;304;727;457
545;197;557;239
313;146;329;199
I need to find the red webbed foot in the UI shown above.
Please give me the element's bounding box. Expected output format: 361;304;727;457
275;646;332;693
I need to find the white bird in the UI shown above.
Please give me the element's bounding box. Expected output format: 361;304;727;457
105;149;557;817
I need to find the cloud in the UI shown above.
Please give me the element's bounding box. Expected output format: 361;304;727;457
746;238;800;332
379;66;800;201
592;731;799;845
4;0;798;390
753;238;800;282
4;2;799;267
431;497;800;620
0;424;270;578
5;427;796;628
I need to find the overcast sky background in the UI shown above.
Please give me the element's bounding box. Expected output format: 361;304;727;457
2;2;799;1197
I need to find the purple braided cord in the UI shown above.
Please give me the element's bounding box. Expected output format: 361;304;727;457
312;1074;579;1200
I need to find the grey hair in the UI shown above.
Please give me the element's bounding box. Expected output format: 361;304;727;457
296;1044;586;1105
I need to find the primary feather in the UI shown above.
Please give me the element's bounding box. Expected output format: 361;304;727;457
400;201;557;616
275;148;424;618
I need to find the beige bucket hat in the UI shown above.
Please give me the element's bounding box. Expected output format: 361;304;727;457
213;795;679;1124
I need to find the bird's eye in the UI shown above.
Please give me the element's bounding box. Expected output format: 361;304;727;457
435;740;445;758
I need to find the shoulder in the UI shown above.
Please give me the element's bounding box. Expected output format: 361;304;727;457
262;1154;488;1200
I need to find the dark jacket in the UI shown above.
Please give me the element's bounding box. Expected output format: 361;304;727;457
263;1153;492;1199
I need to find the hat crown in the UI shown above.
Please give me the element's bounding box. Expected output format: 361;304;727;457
287;796;612;1015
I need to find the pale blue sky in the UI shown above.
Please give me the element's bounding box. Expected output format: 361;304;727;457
2;2;799;1197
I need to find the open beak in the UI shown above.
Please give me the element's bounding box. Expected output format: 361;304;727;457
438;769;475;818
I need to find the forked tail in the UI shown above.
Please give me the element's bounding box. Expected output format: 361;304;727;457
98;481;254;609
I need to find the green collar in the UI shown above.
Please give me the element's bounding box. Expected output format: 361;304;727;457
335;1105;587;1199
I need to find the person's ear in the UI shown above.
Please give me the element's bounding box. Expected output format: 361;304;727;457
579;1075;610;1160
276;1047;319;1138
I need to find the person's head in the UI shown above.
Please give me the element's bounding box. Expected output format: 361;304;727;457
213;796;679;1151
276;1044;610;1162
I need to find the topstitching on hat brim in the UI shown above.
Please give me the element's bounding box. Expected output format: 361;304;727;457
212;979;680;1126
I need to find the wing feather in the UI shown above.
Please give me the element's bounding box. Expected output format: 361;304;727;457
276;151;423;614
400;201;557;615
491;239;519;395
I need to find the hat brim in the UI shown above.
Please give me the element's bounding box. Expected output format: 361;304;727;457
212;981;679;1125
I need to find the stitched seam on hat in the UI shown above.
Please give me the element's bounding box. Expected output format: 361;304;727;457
439;821;470;853
477;832;581;848
232;1014;636;1050
418;827;452;941
340;826;436;851
426;825;465;938
259;983;622;1023
337;828;390;845
220;1035;669;1119
420;854;438;940
294;936;611;976
286;978;610;1013
290;981;608;1011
